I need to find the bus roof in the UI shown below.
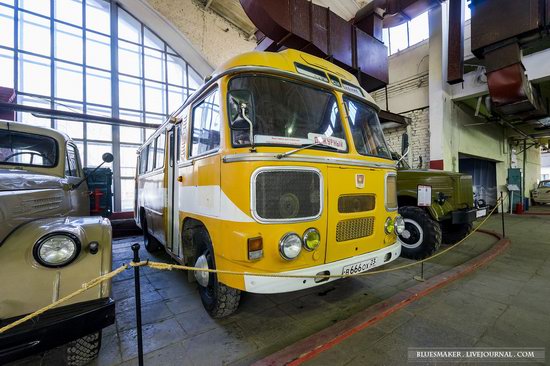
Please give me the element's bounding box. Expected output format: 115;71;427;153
138;49;379;151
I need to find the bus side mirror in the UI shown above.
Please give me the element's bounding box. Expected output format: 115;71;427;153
229;90;254;130
401;133;409;155
102;152;114;163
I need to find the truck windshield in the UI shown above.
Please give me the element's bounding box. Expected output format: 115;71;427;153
344;97;392;159
228;75;347;150
0;130;58;167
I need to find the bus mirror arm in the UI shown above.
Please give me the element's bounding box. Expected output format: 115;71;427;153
72;152;114;190
396;148;409;167
240;103;256;152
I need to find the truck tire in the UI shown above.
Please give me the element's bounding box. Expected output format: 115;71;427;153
65;331;101;366
194;229;241;318
398;206;442;260
441;222;473;245
141;212;161;252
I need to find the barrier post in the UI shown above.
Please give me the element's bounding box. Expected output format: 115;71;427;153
414;262;425;282
500;192;505;237
131;243;144;366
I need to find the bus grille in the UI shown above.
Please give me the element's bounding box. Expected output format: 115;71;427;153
336;217;375;242
254;169;321;221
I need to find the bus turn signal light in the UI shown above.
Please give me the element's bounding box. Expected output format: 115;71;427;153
248;237;263;260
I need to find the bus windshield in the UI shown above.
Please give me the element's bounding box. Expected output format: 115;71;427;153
344;97;392;159
0;130;58;167
228;75;347;150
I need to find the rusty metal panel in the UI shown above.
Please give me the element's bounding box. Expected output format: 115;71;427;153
355;28;388;85
240;0;291;42
309;3;329;56
329;12;353;68
471;0;541;57
484;43;522;73
290;0;310;41
447;0;464;84
354;13;384;42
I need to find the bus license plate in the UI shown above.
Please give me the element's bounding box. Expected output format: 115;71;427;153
476;208;487;218
342;258;377;276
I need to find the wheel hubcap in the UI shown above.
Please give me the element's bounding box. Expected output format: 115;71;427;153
399;219;424;249
194;254;210;287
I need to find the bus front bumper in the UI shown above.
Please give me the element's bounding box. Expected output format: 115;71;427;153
0;298;115;364
244;241;401;294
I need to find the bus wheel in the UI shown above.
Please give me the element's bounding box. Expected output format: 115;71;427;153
194;229;241;318
141;212;161;252
398;206;442;260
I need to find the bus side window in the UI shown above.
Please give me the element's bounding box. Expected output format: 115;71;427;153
147;143;154;172
139;147;148;174
190;89;221;157
155;132;165;169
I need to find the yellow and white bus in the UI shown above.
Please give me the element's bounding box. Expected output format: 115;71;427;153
135;49;404;318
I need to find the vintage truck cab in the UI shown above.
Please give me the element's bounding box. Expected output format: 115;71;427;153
0;121;114;365
391;134;480;259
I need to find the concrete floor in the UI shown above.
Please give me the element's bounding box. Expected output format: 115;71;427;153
303;214;550;365
9;212;550;365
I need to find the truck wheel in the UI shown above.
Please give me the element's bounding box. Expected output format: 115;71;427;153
194;229;241;318
441;222;473;244
65;331;101;366
141;212;161;252
398;206;442;260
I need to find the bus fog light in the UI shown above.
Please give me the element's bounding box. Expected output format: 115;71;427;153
394;216;405;235
279;233;302;260
302;228;321;251
384;217;395;234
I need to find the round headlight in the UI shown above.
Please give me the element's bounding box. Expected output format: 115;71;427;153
34;233;80;267
279;233;302;260
303;228;321;251
394;215;405;235
384;217;395;234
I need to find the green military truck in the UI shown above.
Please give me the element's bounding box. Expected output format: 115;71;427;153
393;135;484;259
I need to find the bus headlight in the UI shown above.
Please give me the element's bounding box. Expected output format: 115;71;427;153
384;217;395;234
279;233;302;260
34;233;80;267
303;228;321;251
395;215;405;235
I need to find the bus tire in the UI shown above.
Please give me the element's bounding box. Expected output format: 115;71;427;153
441;221;472;245
65;331;101;366
194;229;241;318
398;206;442;260
141;211;161;252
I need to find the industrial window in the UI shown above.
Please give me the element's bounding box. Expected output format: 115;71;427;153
0;0;203;211
382;11;429;55
190;89;221;157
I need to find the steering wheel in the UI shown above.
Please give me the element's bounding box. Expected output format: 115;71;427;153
4;151;53;165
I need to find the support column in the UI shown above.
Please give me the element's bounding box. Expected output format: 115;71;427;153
428;3;454;171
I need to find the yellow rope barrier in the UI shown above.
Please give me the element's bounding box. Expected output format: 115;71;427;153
0;197;505;335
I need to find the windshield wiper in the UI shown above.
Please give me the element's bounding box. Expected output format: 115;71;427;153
276;141;339;159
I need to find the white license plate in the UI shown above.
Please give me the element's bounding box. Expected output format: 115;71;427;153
342;258;377;275
476;208;487;218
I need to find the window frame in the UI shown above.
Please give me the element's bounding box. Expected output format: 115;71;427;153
189;86;221;159
65;141;82;177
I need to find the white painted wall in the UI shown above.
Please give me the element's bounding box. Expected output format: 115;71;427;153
542;153;550;180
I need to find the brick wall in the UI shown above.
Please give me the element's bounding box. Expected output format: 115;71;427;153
146;0;256;69
383;107;430;169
